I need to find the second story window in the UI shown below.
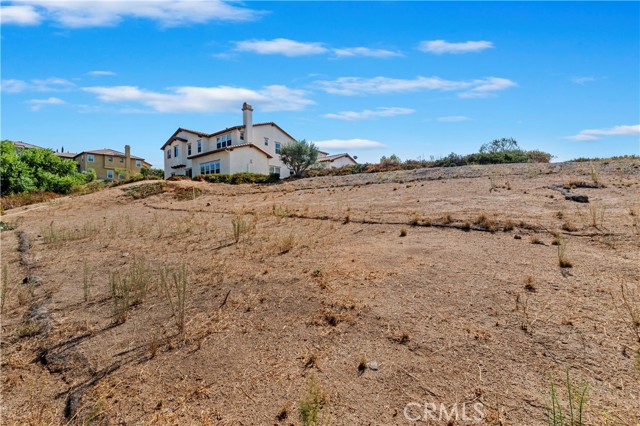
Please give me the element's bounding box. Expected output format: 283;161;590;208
275;143;281;154
187;143;192;156
108;156;113;162
174;146;178;157
167;149;171;159
264;137;269;146
216;134;231;149
240;132;244;141
197;140;202;153
136;160;141;167
87;154;94;162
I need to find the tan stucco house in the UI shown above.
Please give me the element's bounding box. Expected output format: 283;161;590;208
74;146;151;181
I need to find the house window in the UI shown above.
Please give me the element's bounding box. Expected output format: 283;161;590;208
216;134;231;149
275;143;281;154
187;143;192;156
174;146;178;157
197;140;202;153
264;137;269;146
107;170;114;179
118;173;125;179
135;160;141;167
119;158;124;163
240;132;244;141
200;160;221;175
167;149;171;159
87;154;95;162
269;166;281;175
108;156;113;162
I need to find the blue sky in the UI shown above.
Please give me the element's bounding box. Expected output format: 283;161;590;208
1;1;639;167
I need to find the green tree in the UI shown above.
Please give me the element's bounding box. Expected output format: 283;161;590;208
279;139;319;178
480;138;520;154
380;154;401;164
0;140;89;194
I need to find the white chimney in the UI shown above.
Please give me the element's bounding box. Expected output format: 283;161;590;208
242;102;253;144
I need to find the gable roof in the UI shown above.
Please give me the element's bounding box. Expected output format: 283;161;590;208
12;141;45;150
161;122;297;150
188;143;273;160
55;152;77;159
75;149;148;162
317;153;357;164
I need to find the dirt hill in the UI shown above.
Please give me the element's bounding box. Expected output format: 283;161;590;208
1;160;639;425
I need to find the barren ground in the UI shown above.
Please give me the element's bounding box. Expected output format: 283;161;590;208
1;160;639;425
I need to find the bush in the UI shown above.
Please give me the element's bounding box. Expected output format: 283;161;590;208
140;167;164;178
0;140;87;195
194;172;279;185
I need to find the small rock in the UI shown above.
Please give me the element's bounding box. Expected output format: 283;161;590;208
122;252;130;258
206;202;211;206
514;235;522;240
366;361;379;371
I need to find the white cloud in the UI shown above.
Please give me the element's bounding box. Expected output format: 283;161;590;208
1;79;29;93
565;125;640;141
316;75;516;98
323;107;414;121
0;77;75;93
437;115;470;122
458;77;517;98
83;84;314;113
333;47;402;58
87;70;116;76
314;139;386;150
234;38;328;57
418;40;494;54
570;76;597;85
1;0;261;28
26;97;65;111
0;4;41;24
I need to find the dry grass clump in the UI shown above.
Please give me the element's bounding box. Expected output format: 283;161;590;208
399;227;408;237
530;236;545;245
299;374;329;426
561;221;578;232
160;264;188;339
42;221;99;246
556;235;573;268
109;257;152;324
121;182;167;199
172;186;202;201
524;276;537;292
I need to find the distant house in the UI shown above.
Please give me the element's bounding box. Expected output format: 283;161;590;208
317;153;358;169
161;103;297;179
74;146;151;181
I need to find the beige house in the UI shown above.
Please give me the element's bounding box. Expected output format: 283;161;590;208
74;146;151;180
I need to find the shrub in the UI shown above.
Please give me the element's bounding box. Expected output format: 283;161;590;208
195;172;279;185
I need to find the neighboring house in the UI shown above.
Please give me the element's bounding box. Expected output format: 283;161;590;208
55;151;77;159
74;146;151;181
161;103;296;179
317;153;358;169
12;141;44;150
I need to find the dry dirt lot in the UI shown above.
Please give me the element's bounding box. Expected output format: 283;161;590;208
1;160;639;425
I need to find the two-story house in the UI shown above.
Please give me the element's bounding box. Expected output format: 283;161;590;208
74;146;151;180
161;103;299;179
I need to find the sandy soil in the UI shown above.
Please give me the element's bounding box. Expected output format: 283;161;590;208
1;160;639;425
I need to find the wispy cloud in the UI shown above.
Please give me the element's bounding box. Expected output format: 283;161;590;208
437;115;470;122
323;107;414;121
314;139;386;150
87;70;116;76
1;77;75;93
26;97;65;111
0;4;41;25
316;75;516;98
232;38;401;59
83;84;314;113
418;40;494;54
234;38;328;56
565;124;640;141
333;47;402;58
0;0;262;28
570;76;597;85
